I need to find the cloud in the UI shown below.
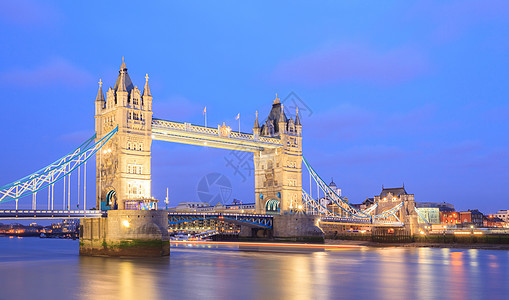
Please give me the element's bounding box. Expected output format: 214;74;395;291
0;58;94;88
271;43;429;86
0;0;60;27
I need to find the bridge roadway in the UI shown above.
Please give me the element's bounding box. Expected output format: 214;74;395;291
0;210;106;219
168;212;274;228
0;210;405;227
168;212;405;228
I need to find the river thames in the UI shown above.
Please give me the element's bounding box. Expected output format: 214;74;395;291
0;238;508;299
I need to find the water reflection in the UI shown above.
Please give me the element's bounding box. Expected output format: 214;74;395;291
78;257;164;300
417;248;436;299
0;239;508;299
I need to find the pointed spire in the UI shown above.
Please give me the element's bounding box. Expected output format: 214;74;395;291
117;59;127;92
253;110;259;128
114;57;134;94
143;73;151;97
121;56;126;70
96;79;105;101
295;106;301;126
273;93;280;104
278;103;286;123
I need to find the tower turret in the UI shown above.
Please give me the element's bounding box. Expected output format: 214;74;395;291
253;111;260;136
95;79;105;115
115;58;129;107
295;107;302;136
278;103;286;135
143;73;153;111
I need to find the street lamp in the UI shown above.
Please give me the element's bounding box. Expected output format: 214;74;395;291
165;187;169;210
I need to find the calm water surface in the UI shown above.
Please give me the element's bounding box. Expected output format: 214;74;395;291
0;238;508;299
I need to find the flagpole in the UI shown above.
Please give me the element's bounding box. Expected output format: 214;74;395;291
203;106;207;127
236;113;240;133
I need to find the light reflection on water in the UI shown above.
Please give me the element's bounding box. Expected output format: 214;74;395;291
0;238;508;300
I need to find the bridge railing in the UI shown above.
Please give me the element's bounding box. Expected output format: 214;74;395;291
152;119;281;146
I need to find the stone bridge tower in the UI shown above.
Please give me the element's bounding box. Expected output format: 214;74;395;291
253;95;303;214
94;59;153;210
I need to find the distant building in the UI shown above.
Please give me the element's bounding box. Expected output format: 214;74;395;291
51;222;63;232
483;215;506;228
327;178;341;197
174;201;210;211
415;202;455;224
459;210;484;227
315;179;349;216
415;207;440;224
416;202;455;212
493;210;509;222
440;211;461;226
351;198;375;211
62;219;80;232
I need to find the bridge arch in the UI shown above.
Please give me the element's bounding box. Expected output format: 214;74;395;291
265;199;280;214
101;189;117;210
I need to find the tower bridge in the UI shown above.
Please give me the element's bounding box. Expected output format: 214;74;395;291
94;60;304;215
0;59;421;252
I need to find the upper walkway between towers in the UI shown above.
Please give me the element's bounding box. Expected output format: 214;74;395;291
151;118;282;152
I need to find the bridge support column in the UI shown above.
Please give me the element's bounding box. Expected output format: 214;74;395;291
79;210;169;257
273;215;324;243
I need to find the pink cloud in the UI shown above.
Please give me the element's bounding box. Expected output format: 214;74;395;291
0;58;94;88
271;43;429;86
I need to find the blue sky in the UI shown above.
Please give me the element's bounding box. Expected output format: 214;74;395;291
0;1;508;214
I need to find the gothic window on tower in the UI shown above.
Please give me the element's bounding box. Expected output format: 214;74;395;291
128;164;137;174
